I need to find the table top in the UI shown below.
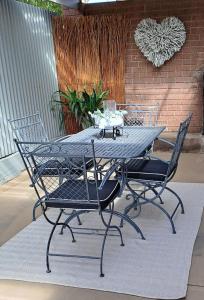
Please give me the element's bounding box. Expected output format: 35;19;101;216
62;126;165;159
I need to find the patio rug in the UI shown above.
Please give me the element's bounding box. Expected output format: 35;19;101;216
0;182;204;299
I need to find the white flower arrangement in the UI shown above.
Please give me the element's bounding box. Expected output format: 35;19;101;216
89;109;127;129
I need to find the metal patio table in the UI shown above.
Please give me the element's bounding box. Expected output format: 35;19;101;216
62;126;165;159
60;126;165;234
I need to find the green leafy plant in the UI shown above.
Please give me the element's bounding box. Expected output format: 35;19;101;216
51;81;109;129
17;0;62;15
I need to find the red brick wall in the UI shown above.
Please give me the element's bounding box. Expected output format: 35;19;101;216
83;0;204;133
63;7;82;16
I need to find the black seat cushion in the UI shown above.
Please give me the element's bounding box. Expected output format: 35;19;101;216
35;158;93;177
46;180;120;210
122;159;172;182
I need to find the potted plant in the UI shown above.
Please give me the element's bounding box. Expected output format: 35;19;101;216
51;81;109;132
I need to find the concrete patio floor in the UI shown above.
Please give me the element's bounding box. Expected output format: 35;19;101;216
0;152;204;300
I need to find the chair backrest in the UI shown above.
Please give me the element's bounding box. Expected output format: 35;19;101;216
117;103;159;127
168;113;192;176
19;140;103;208
8;112;48;143
14;139;46;183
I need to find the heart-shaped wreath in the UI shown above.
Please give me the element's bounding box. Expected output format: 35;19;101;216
134;17;186;67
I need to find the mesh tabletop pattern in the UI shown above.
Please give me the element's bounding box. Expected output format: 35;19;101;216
62;127;165;159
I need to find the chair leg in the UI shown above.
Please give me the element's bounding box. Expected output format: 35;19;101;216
120;198;135;228
99;228;108;277
60;210;82;235
59;207;145;241
164;186;184;214
107;224;124;247
120;198;142;228
126;181;163;207
46;210;63;273
57;207;137;277
125;187;176;234
106;210;145;240
46;209;76;273
101;203;125;247
120;183;141;228
60;210;91;235
32;199;41;221
73;210;82;225
148;200;176;234
63;223;76;242
152;187;164;205
99;203;118;277
131;186;162;209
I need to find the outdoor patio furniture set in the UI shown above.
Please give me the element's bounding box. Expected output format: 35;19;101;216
8;104;192;277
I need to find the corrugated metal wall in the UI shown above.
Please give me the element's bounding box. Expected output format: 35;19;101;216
0;0;62;158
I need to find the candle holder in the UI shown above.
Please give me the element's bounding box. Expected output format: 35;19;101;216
99;126;122;140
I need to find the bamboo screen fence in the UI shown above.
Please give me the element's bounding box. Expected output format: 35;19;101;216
52;15;130;132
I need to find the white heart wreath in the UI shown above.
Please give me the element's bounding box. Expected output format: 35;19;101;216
134;17;186;67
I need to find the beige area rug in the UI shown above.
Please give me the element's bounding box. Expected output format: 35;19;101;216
0;182;204;299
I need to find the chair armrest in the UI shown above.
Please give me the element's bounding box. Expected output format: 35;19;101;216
156;137;175;147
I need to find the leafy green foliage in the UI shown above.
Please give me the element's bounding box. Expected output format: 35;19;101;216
51;82;109;129
17;0;62;15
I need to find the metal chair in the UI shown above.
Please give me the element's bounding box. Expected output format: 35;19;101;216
20;140;144;277
8;113;49;220
118;103;159;156
9;112;81;222
8;112;49;143
117;103;159;127
119;113;192;234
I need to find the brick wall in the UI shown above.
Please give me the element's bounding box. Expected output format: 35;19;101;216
63;7;82;16
83;0;204;132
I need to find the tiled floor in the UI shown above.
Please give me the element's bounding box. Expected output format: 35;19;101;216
0;152;204;300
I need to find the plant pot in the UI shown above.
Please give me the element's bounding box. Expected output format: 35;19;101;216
64;110;81;134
